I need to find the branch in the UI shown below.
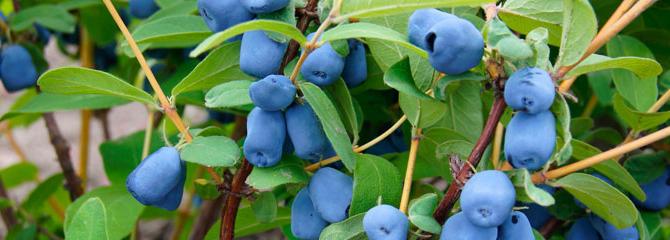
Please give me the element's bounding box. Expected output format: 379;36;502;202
539;218;563;238
399;128;422;213
0;178;17;230
279;0;321;70
42;111;84;201
432;59;507;224
189;194;227;240
219;159;253;240
93;109;112;141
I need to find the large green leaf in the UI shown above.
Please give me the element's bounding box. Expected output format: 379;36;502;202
205;80;254;109
498;0;562;46
384;57;432;100
1;93;129;121
399;92;446;129
65;198;109;240
321;22;427;58
180;136;241;167
325;79;360;145
349;154;402;216
21;174;65;215
0;162;38;189
612;94;670;131
121;15;211;55
607;35;658;111
434;80;483;142
300;82;356;170
624;152;667;185
64;186;145;240
246;156;309;190
554;173;638;229
38;67;155;106
555;0;597;68
251;192;277;223
172;42;251;96
337;0;494;21
566;54;663;79
10;5;76;33
191;20;306;57
319;213;366;240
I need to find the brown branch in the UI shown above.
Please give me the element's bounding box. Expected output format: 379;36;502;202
219;159;253;240
539;218;563;238
432;59;507;224
189;194;227;240
93;109;112;141
279;0;320;71
42;111;84;201
0;178;17;230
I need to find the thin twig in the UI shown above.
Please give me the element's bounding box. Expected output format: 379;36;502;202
219;159;253;240
279;0;321;70
0;178;17;230
539;218;563;238
78;27;95;189
93;109;112;141
42;111;84;201
492;122;504;169
399;128;422;214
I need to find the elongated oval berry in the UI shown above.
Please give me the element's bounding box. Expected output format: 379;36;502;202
126;147;186;210
244;107;286;167
520;185;555;229
498;211;534;240
1;45;38;93
504;67;555;114
291;188;328;239
308;167;353;223
504;111;556;170
634;167;670;211
460;170;515;228
240;30;288;78
241;0;289;14
439;212;497;240
249;75;296;111
342;39;367;88
285;101;330;162
589;214;639;240
129;0;159;19
408;9;453;50
197;0;255;39
300;33;345;87
566;218;602;240
424;16;483;75
363;205;409;240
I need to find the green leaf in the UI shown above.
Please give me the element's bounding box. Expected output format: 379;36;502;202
570;117;593;136
173;42;251;96
613;94;670;131
59;0;101;10
145;1;197;23
408;193;441;234
399;93;446;129
0;162;38;189
251;192;277;223
80;5;119;44
434;80;483;142
246;156;309;190
180;136;241;167
300;82;356;170
205;205;292;238
640;211;663;240
100;131;164;186
486;19;533;61
325;79;360;145
21;174;65;214
9;5;76;33
349;154;403;216
65;186;145;240
555;0;597;68
121;15;211;55
414;128;469;181
65;198;109;240
37;67;155;105
551;95;572;165
205;80;254;109
498;0;562;46
1;93;129;121
194;179;222;200
435;140;473;160
624;152;667;185
321;22;427;58
554;173;638;229
384;57;432;100
509;169;555;206
592;159;646;202
337;0;494;21
191;20;306;57
319;213;366;240
587;71;615;105
566;54;663;79
258;0;297;43
0;198;10;210
607;35;658;111
526;27;552;70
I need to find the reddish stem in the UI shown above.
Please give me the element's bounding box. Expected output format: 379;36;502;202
219;159;253;240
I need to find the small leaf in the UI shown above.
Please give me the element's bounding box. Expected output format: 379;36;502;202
0;162;38;189
21;174;65;214
121;15;211;55
205;80;254;109
38;67;155;105
435;140;474;160
173;42;251;96
251;192;277;223
613;94;670;131
408;193;441;234
498;0;562;46
554;173;638;229
349;154;403;216
300;82;356;170
180;136;241;167
191;20;306;57
321;23;427;58
319;213;366;240
65;198;109;240
1;93;129;121
555;0;597;68
325;79;360;145
338;0;494;21
145;1;197;22
607;35;658;111
399;93;446;129
433;80;483;142
509;169;555;206
10;5;76;33
551;94;572;165
384;57;432;100
246;156;309;190
566;54;662;79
